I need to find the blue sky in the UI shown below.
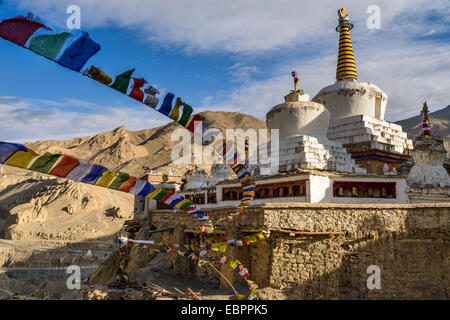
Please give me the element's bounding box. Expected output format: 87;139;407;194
0;0;449;142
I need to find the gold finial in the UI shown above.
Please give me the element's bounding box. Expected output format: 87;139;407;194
336;8;357;81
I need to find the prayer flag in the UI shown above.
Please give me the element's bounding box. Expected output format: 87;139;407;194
110;69;135;94
28;32;70;60
0;15;52;47
57;31;101;72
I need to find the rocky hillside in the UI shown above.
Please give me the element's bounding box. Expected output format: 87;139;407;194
25;111;268;177
395;105;449;139
0;166;134;241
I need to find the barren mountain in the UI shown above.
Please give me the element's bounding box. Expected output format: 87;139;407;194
395;105;450;139
24;111;268;177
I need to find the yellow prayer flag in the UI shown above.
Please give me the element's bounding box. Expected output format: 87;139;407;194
4;150;38;169
146;187;163;199
96;170;117;187
174;198;190;208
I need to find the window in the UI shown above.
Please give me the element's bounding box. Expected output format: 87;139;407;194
223;189;240;201
273;186;290;197
293;185;305;196
194;194;205;205
208;193;217;204
333;181;396;198
255;180;306;199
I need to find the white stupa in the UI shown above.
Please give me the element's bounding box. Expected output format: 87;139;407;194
407;135;450;187
183;167;208;191
207;163;231;188
313;78;413;156
256;89;363;175
405;103;450;202
312;8;412;174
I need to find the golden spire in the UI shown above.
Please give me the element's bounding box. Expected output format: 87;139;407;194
336;8;357;81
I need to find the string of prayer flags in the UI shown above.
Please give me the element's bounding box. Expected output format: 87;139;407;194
80;164;108;184
0;12;208;133
65;160;93;181
151;94;205;134
0;140;208;223
117;231;269;254
0;13;214;134
117;236;259;299
0;15;99;73
197;138;256;234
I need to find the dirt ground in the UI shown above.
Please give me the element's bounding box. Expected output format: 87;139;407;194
0;166;264;300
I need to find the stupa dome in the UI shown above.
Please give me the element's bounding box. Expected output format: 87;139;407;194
266;90;330;138
207;163;231;188
183;167;208;190
313;80;388;121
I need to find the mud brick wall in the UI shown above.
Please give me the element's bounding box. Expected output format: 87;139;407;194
149;203;449;299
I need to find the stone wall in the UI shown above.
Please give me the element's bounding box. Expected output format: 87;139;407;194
149;203;449;299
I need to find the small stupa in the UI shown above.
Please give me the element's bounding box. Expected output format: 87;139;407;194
312;8;413;174
207;163;231;188
182;166;208;191
407;102;450;202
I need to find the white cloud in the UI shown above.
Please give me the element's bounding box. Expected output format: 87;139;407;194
5;0;450;133
0;97;167;143
12;0;448;53
227;63;261;83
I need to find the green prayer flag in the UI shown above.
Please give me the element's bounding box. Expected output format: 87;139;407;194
29;152;62;173
152;188;168;201
29;33;71;60
178;104;194;127
110;68;135;94
108;172;130;190
179;201;193;210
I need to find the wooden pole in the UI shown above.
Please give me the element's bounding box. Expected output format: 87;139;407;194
207;262;244;300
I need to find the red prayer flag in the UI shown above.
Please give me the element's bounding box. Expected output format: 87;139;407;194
129;78;147;102
48;155;80;178
160;189;175;203
186;114;204;132
0;15;52;47
118;176;137;192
